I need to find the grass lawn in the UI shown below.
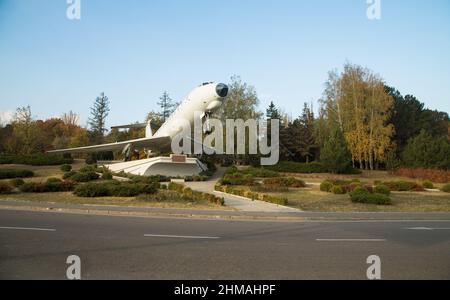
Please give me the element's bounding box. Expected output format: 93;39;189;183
276;188;450;212
0;190;231;210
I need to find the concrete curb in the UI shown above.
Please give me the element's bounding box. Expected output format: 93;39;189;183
0;204;307;222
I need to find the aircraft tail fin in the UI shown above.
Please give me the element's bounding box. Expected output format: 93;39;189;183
145;121;153;138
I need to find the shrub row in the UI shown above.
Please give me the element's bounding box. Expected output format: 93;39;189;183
0;182;13;194
394;168;450;184
220;173;255;186
263;177;306;188
265;161;328;174
320;179;391;196
19;180;76;193
64;171;100;182
349;188;392;205
184;175;209;182
168;182;224;205
0;169;34;179
215;183;288;206
378;181;425;192
0;154;73;166
73;181;159;197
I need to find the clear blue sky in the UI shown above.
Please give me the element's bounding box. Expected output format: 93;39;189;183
1;0;449;128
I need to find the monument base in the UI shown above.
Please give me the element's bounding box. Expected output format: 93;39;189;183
101;155;207;177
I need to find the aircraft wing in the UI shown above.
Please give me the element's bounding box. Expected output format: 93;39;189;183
47;136;172;154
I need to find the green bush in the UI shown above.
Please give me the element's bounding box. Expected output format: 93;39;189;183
0;169;34;179
382;181;424;192
422;180;434;189
69;171;100;182
9;178;25;187
374;185;391;196
19;182;47;193
442;184;450;193
265;161;327;174
63;171;77;179
0;182;13;194
263;177;305;188
261;194;288;205
250;184;289;193
0;154;73;166
60;164;72;172
320;180;333;192
19;181;76;193
331;185;345;194
74;182;111;197
102;171;113;180
46;177;62;184
350;189;391;205
242;167;280;178
221;173;255;186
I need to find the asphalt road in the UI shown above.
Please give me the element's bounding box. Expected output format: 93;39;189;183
0;209;449;279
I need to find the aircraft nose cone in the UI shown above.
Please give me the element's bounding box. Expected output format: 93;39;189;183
216;83;229;98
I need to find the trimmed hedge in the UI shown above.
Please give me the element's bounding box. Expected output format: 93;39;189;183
0;154;73;166
0;182;13;194
263;177;306;188
73;181;159;198
168;182;224;205
0;169;34;179
350;189;392;205
19;180;76;193
214;183;288;206
221;173;255;186
382;181;424;192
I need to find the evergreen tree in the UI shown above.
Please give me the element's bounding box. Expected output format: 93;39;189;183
402;130;450;169
266;101;280;120
157;91;175;122
320;127;352;173
88;92;110;143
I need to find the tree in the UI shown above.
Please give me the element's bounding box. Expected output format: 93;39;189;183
10;106;45;154
88;92;110;143
386;86;449;153
320;127;352;174
280;103;317;162
320;63;395;170
221;76;263;165
266;101;280;120
157;91;175;122
402;130;450;169
146;111;164;128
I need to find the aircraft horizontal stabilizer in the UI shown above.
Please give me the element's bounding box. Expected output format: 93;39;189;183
111;123;147;130
47;136;172;155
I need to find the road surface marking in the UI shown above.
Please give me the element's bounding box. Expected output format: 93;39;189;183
316;239;386;242
144;234;220;239
405;227;450;231
0;226;56;232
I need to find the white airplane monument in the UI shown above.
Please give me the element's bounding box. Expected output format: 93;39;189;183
48;82;229;177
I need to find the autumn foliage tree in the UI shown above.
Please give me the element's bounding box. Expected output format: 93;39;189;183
319;63;395;170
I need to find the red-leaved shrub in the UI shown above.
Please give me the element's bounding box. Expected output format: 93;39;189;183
394;168;450;183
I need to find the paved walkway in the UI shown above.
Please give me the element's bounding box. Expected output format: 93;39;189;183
184;168;301;213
